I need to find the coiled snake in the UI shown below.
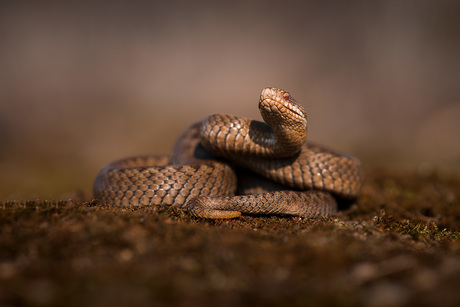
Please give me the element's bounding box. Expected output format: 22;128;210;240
94;87;364;218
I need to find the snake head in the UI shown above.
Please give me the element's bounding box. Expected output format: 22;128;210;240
258;87;307;128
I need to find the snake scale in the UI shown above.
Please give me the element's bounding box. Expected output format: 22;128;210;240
94;87;364;219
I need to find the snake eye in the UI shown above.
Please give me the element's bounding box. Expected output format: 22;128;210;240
283;92;290;100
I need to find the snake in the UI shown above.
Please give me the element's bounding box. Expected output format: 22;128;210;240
93;87;364;219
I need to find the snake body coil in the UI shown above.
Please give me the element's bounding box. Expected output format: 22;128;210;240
94;87;364;218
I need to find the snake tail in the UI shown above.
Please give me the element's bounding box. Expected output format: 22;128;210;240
186;190;337;219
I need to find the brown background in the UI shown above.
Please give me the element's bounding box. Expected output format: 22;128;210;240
1;0;459;200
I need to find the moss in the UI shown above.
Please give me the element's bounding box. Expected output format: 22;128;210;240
0;167;460;306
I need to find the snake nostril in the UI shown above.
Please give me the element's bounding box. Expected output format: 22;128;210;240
283;93;290;100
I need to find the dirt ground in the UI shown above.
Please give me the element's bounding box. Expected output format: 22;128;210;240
1;166;459;307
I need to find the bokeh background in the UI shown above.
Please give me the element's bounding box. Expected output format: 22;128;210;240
1;0;459;200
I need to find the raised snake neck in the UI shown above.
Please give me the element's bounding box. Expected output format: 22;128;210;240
94;87;364;218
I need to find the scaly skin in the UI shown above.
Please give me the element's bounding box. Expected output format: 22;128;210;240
94;87;364;219
186;190;337;219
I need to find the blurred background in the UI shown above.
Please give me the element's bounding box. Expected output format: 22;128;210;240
0;0;459;200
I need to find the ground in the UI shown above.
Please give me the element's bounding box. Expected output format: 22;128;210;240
0;167;459;307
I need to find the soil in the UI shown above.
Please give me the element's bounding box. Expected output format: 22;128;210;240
1;167;459;307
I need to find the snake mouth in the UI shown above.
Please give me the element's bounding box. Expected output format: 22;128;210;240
259;87;306;120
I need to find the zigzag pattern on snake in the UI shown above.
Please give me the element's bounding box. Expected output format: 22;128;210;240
94;87;364;219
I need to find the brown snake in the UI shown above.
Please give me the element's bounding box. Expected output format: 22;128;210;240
94;87;364;219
